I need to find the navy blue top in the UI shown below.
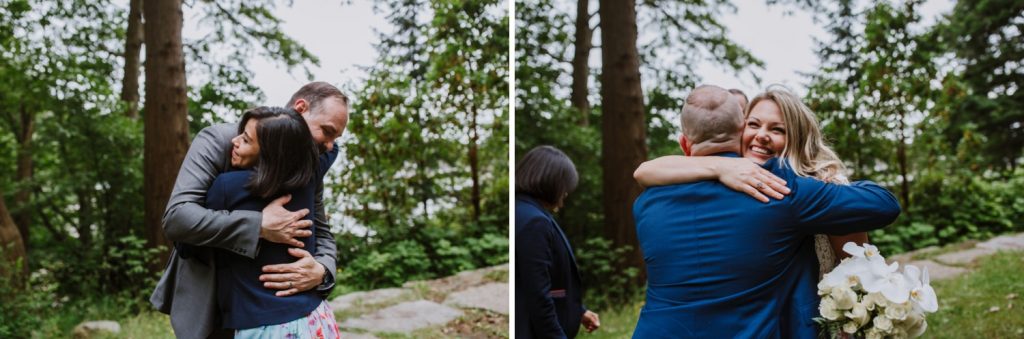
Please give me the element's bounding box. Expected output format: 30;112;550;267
514;194;585;339
207;147;338;329
631;153;900;338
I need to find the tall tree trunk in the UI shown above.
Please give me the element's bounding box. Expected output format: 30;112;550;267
0;195;27;283
13;104;33;252
143;0;190;268
469;102;481;223
599;0;647;277
571;0;592;126
122;0;144;118
76;189;93;249
897;112;910;211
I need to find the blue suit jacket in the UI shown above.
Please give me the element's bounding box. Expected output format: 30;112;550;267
631;153;900;338
515;194;585;339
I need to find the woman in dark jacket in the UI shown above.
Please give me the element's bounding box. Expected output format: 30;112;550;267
515;146;599;339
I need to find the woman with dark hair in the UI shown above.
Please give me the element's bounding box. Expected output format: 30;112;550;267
207;106;341;337
515;145;600;339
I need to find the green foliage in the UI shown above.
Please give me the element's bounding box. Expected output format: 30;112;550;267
41;235;162;307
808;0;1024;255
932;0;1024;171
0;255;40;337
330;0;508;291
340;240;433;289
574;237;641;308
872;170;1024;255
336;226;510;290
0;2;318;335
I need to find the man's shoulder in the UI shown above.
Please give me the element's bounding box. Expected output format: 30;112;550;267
195;123;236;143
637;180;719;201
763;158;798;179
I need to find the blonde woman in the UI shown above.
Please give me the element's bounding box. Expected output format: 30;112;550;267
634;86;867;278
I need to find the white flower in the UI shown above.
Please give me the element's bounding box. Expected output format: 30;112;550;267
817;279;833;296
822;258;871;291
873;315;894;333
865;327;883;339
845;302;870;326
904;265;939;313
831;285;858;310
819;296;842;320
904;313;928;338
842;321;860;334
863;292;888;311
861;262;912;304
843;242;885;262
891;326;909;339
885;301;912;321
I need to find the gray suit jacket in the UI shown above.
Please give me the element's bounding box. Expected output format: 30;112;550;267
150;123;338;339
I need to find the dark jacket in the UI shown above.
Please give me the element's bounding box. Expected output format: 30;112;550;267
207;145;337;329
515;194;585;339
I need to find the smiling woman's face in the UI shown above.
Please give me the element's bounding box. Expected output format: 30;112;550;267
231;119;260;168
742;100;787;165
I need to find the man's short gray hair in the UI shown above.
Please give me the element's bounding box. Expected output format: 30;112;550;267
680;85;744;145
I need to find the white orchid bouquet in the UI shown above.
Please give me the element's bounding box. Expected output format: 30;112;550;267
815;242;939;339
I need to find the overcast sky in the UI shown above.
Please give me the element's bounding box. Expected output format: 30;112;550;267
182;1;387;107
184;0;954;110
698;0;954;97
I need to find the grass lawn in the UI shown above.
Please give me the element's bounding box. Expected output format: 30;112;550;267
573;251;1024;338
576;300;643;339
928;251;1024;338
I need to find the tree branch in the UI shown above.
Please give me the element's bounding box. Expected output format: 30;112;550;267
36;208;67;242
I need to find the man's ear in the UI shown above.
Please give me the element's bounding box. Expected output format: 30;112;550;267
679;134;691;156
292;99;309;114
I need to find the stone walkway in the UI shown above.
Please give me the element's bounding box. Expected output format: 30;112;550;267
332;264;509;338
888;232;1024;281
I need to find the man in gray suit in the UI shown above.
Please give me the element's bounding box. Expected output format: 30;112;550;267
150;82;349;338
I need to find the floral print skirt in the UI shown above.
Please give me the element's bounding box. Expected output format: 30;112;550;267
235;300;341;339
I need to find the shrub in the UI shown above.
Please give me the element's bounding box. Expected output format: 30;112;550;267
871;170;1024;254
0;250;49;337
574;237;641;307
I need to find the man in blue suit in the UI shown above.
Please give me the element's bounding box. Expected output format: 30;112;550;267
631;85;901;338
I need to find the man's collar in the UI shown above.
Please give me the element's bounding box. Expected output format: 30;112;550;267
707;151;741;158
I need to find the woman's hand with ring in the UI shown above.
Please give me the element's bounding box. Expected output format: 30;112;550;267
716;158;790;203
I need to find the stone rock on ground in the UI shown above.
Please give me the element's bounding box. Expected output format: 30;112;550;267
933;247;997;265
906;260;969;281
444;282;509;315
330;287;411;310
404;264;508;296
341;300;464;333
72;321;120;339
977;233;1024;251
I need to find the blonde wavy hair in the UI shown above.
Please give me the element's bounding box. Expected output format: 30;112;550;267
747;86;848;184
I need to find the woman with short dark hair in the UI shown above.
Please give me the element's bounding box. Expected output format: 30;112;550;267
515;145;600;338
207;106;341;337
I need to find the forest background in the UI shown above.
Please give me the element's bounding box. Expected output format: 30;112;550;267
0;0;509;336
516;0;1024;308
